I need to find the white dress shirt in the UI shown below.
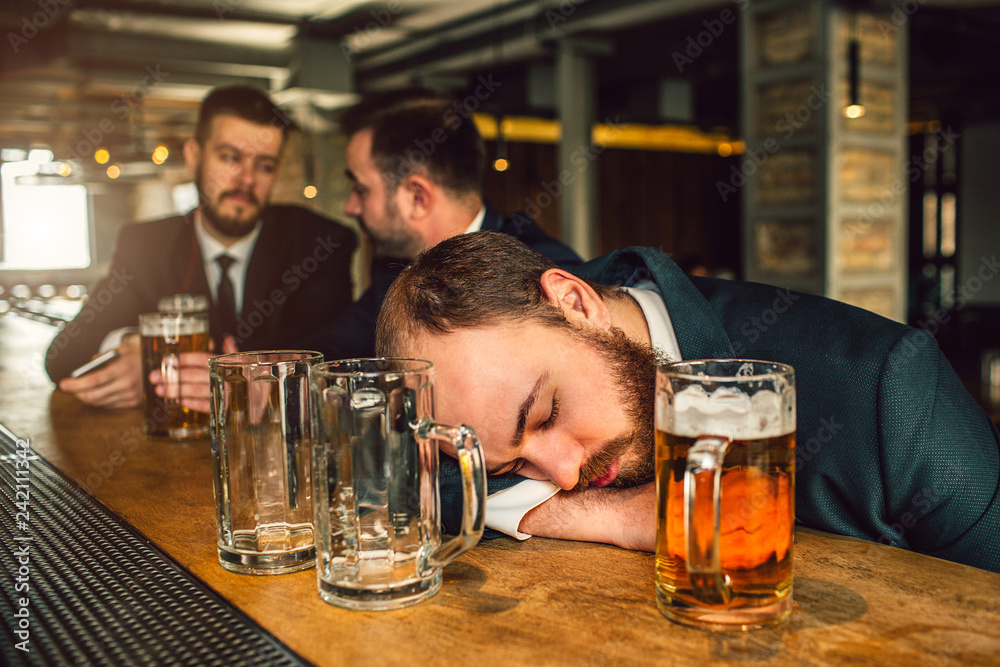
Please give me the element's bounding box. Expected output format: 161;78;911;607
97;212;263;353
194;213;263;314
484;281;682;539
463;206;486;234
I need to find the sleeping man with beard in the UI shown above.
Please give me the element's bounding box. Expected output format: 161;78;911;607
375;231;1000;573
47;86;356;408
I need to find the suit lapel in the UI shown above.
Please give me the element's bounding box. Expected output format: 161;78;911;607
481;204;503;232
241;214;278;338
578;247;736;361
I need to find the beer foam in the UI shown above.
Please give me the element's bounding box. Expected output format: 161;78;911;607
140;317;208;336
666;386;793;439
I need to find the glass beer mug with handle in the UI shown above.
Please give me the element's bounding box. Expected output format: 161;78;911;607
655;360;795;632
139;311;210;440
311;358;486;611
209;350;325;575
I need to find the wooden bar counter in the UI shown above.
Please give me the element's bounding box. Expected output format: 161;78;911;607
3;361;999;664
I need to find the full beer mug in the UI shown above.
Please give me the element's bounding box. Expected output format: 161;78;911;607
655;360;795;631
139;311;210;440
209;351;324;574
311;358;486;611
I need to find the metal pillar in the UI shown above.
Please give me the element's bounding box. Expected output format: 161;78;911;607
556;39;599;260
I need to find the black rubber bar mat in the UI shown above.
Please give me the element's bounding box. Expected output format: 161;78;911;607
0;423;311;666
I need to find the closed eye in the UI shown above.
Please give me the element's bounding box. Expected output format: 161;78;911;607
488;458;526;476
539;395;559;431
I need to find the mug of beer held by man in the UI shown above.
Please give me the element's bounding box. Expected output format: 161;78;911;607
139;311;211;440
655;360;795;631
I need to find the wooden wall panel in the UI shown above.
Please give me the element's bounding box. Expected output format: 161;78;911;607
484;142;741;275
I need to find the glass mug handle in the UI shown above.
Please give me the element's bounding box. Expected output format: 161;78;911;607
161;352;180;407
416;418;486;570
684;436;734;607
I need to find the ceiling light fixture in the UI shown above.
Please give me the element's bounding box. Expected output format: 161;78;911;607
844;13;865;119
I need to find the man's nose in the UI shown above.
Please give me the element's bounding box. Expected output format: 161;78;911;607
344;192;361;217
522;436;584;491
237;159;256;187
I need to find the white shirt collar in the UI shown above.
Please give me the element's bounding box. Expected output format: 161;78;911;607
622;283;682;363
193;210;263;312
194;211;261;263
462;206;487;235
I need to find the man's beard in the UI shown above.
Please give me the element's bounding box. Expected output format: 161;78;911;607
197;167;263;238
361;197;422;259
569;323;667;490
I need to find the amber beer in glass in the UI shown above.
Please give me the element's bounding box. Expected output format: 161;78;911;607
655;360;795;631
139;312;210;440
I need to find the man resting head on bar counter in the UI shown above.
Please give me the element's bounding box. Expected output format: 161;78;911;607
46;86;356;407
375;231;1000;573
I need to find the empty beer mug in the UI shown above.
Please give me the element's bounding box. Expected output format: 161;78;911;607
209;350;324;575
655;360;796;632
311;358;486;611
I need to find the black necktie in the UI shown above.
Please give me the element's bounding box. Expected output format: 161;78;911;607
215;254;237;341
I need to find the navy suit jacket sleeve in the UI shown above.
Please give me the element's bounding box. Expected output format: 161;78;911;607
874;329;1000;570
44;219;192;381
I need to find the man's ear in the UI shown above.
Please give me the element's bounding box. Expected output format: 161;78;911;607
183;138;201;173
399;174;435;221
539;269;612;328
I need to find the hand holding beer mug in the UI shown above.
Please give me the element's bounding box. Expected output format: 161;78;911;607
139;312;210;440
656;360;795;631
311;359;486;610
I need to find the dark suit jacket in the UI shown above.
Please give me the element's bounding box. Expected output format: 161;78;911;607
439;246;1000;572
45;205;356;381
302;205;582;361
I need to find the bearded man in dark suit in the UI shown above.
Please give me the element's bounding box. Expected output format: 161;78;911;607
377;232;1000;574
46;86;356;408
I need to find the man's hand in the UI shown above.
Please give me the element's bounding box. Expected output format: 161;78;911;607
58;335;143;409
149;336;238;414
518;482;656;551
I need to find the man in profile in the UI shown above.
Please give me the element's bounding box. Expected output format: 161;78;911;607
46;85;356;407
302;87;580;360
376;231;1000;573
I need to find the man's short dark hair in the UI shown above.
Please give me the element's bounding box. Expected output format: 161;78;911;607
340;87;486;198
376;231;611;356
195;86;294;144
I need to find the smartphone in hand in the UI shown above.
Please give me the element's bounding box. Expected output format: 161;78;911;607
69;350;121;378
